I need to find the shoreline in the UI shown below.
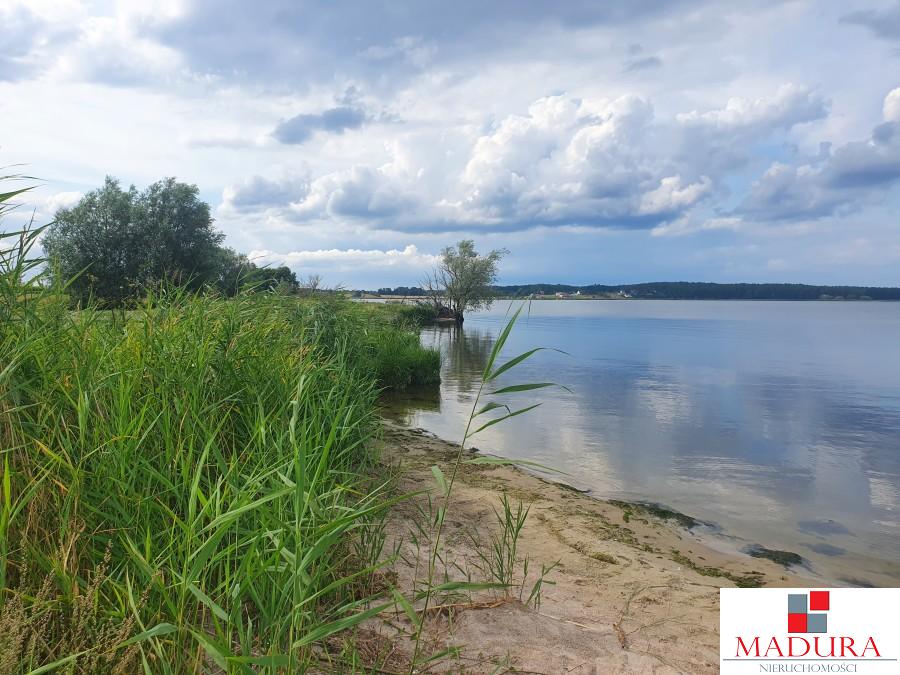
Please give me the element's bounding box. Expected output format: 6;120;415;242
371;421;817;673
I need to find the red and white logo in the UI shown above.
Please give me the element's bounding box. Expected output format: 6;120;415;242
721;588;899;673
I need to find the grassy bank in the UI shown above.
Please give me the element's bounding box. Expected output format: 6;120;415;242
0;226;440;672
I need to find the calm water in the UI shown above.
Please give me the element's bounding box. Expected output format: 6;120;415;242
386;300;900;586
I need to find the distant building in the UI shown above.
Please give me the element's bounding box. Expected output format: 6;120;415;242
555;292;568;298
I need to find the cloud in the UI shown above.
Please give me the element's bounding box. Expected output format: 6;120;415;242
0;2;184;87
884;88;900;123
457;94;667;228
44;191;83;214
740;88;900;221
7;1;900;286
651;216;743;237
272;106;368;145
675;84;830;172
360;36;436;69
624;55;662;72
842;3;900;41
289;165;418;220
639;175;711;215
60;15;183;87
0;7;46;81
246;244;439;275
222;175;309;213
676;84;828;132
229;87;833;234
183;134;261;149
139;0;701;90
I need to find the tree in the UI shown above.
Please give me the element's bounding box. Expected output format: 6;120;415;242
245;264;298;294
425;240;507;323
44;176;225;306
43;177;144;306
206;247;300;296
211;247;251;297
140;177;224;291
299;274;322;296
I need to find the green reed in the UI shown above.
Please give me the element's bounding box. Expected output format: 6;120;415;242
408;303;566;670
0;186;439;672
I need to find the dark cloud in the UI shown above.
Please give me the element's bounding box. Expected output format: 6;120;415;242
740;106;900;221
143;0;700;89
0;8;51;81
842;3;900;41
624;55;662;72
224;175;309;212
272;106;367;145
826;122;900;188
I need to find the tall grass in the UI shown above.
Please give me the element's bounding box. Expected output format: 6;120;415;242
0;193;439;672
408;304;564;670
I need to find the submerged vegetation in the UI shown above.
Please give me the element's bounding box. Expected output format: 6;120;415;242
608;500;701;530
0;184;441;671
745;545;804;568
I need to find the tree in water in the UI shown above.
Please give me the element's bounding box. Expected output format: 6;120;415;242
424;240;507;323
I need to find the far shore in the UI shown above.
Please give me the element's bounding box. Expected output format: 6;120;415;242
367;421;817;674
363;294;895;302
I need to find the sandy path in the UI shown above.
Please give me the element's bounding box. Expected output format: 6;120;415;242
354;423;814;674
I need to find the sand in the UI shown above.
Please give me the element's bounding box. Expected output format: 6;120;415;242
353;422;815;674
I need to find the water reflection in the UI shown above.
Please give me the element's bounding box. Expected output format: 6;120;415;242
426;323;496;398
389;300;900;585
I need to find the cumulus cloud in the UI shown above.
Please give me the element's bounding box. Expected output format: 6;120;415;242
675;84;830;172
639;175;711;215
226;87;838;234
0;2;184;87
246;244;438;273
272;106;368;145
457;94;671;228
44;191;83;214
740;88;900;221
676;84;828;131
289;165;418;221
885;88;900;122
59;15;182;87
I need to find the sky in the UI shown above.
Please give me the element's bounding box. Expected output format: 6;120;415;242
2;0;900;289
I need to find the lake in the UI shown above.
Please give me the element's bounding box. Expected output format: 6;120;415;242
385;299;900;587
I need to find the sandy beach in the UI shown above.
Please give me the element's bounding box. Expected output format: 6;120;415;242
357;422;815;674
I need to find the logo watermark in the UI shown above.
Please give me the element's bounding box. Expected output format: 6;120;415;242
721;588;899;674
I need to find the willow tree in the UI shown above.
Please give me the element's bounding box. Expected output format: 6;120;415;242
43;177;224;306
424;240;507;323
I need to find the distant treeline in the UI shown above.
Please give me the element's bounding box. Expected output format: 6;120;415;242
374;286;428;296
494;282;900;300
366;282;900;301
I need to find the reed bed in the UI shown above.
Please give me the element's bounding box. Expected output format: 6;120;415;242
0;214;439;672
